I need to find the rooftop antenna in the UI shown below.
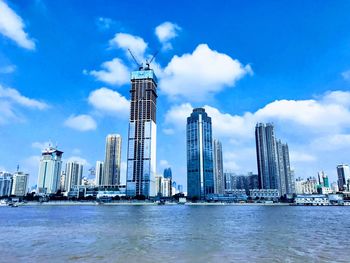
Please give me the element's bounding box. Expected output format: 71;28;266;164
16;164;19;172
128;49;143;70
145;50;159;70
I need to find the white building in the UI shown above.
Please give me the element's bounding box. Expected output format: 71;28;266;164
295;194;329;205
295;177;318;194
11;172;29;196
162;177;172;197
37;146;63;194
64;161;83;191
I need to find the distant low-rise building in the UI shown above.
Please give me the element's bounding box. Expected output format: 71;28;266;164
295;177;318;194
249;189;279;199
295;194;329;205
224;172;259;194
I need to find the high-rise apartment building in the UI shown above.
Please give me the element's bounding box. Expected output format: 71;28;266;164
255;123;280;191
103;134;122;186
95;161;104;186
187;108;214;199
162;177;172;197
337;164;350;191
11;171;29;196
255;123;295;196
0;172;12;197
37;146;63;194
213;139;224;194
64;161;83;191
126;67;157;197
276;140;295;195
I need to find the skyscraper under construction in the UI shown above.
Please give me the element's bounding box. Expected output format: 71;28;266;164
126;65;157;197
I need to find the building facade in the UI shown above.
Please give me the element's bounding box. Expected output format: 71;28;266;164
224;172;259;195
95;161;104;186
163;168;172;196
126;68;157;197
255;123;295;196
11;172;29;196
64;161;83;191
255;123;280;191
276;140;295;195
0;172;12;197
37;146;63;194
213;139;224;194
337;164;350;191
187;108;214;199
103;134;122;186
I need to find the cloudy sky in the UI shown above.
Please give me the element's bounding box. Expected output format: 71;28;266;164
1;0;350;188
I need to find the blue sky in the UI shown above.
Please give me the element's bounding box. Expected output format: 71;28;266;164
1;0;350;188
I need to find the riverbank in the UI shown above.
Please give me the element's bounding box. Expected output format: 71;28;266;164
6;201;293;206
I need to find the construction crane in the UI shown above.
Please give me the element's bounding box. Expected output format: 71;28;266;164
145;50;159;70
128;49;143;70
128;48;159;70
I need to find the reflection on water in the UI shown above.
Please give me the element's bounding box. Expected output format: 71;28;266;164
0;206;349;263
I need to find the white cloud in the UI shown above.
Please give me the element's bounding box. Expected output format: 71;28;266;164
64;114;97;131
155;21;181;50
96;17;114;30
341;70;350;81
88;58;129;86
88;87;129;117
0;84;48;109
164;103;192;129
289;152;317;162
109;33;147;59
66;156;90;167
32;141;52;151
0;85;48;125
312;134;350;151
160;44;253;101
0;65;16;74
155;22;181;43
0;0;35;50
165;90;350;138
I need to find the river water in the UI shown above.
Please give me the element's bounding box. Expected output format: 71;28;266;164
0;205;349;262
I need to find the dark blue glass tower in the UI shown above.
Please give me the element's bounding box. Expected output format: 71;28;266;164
163;168;172;179
186;108;214;199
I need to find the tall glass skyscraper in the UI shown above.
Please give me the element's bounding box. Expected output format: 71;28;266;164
187;108;214;199
213;139;224;194
95;161;104;186
255;123;280;191
37;146;63;194
103;134;122;186
126;68;157;197
337;164;350;191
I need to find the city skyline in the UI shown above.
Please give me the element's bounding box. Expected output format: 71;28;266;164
1;1;350;189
